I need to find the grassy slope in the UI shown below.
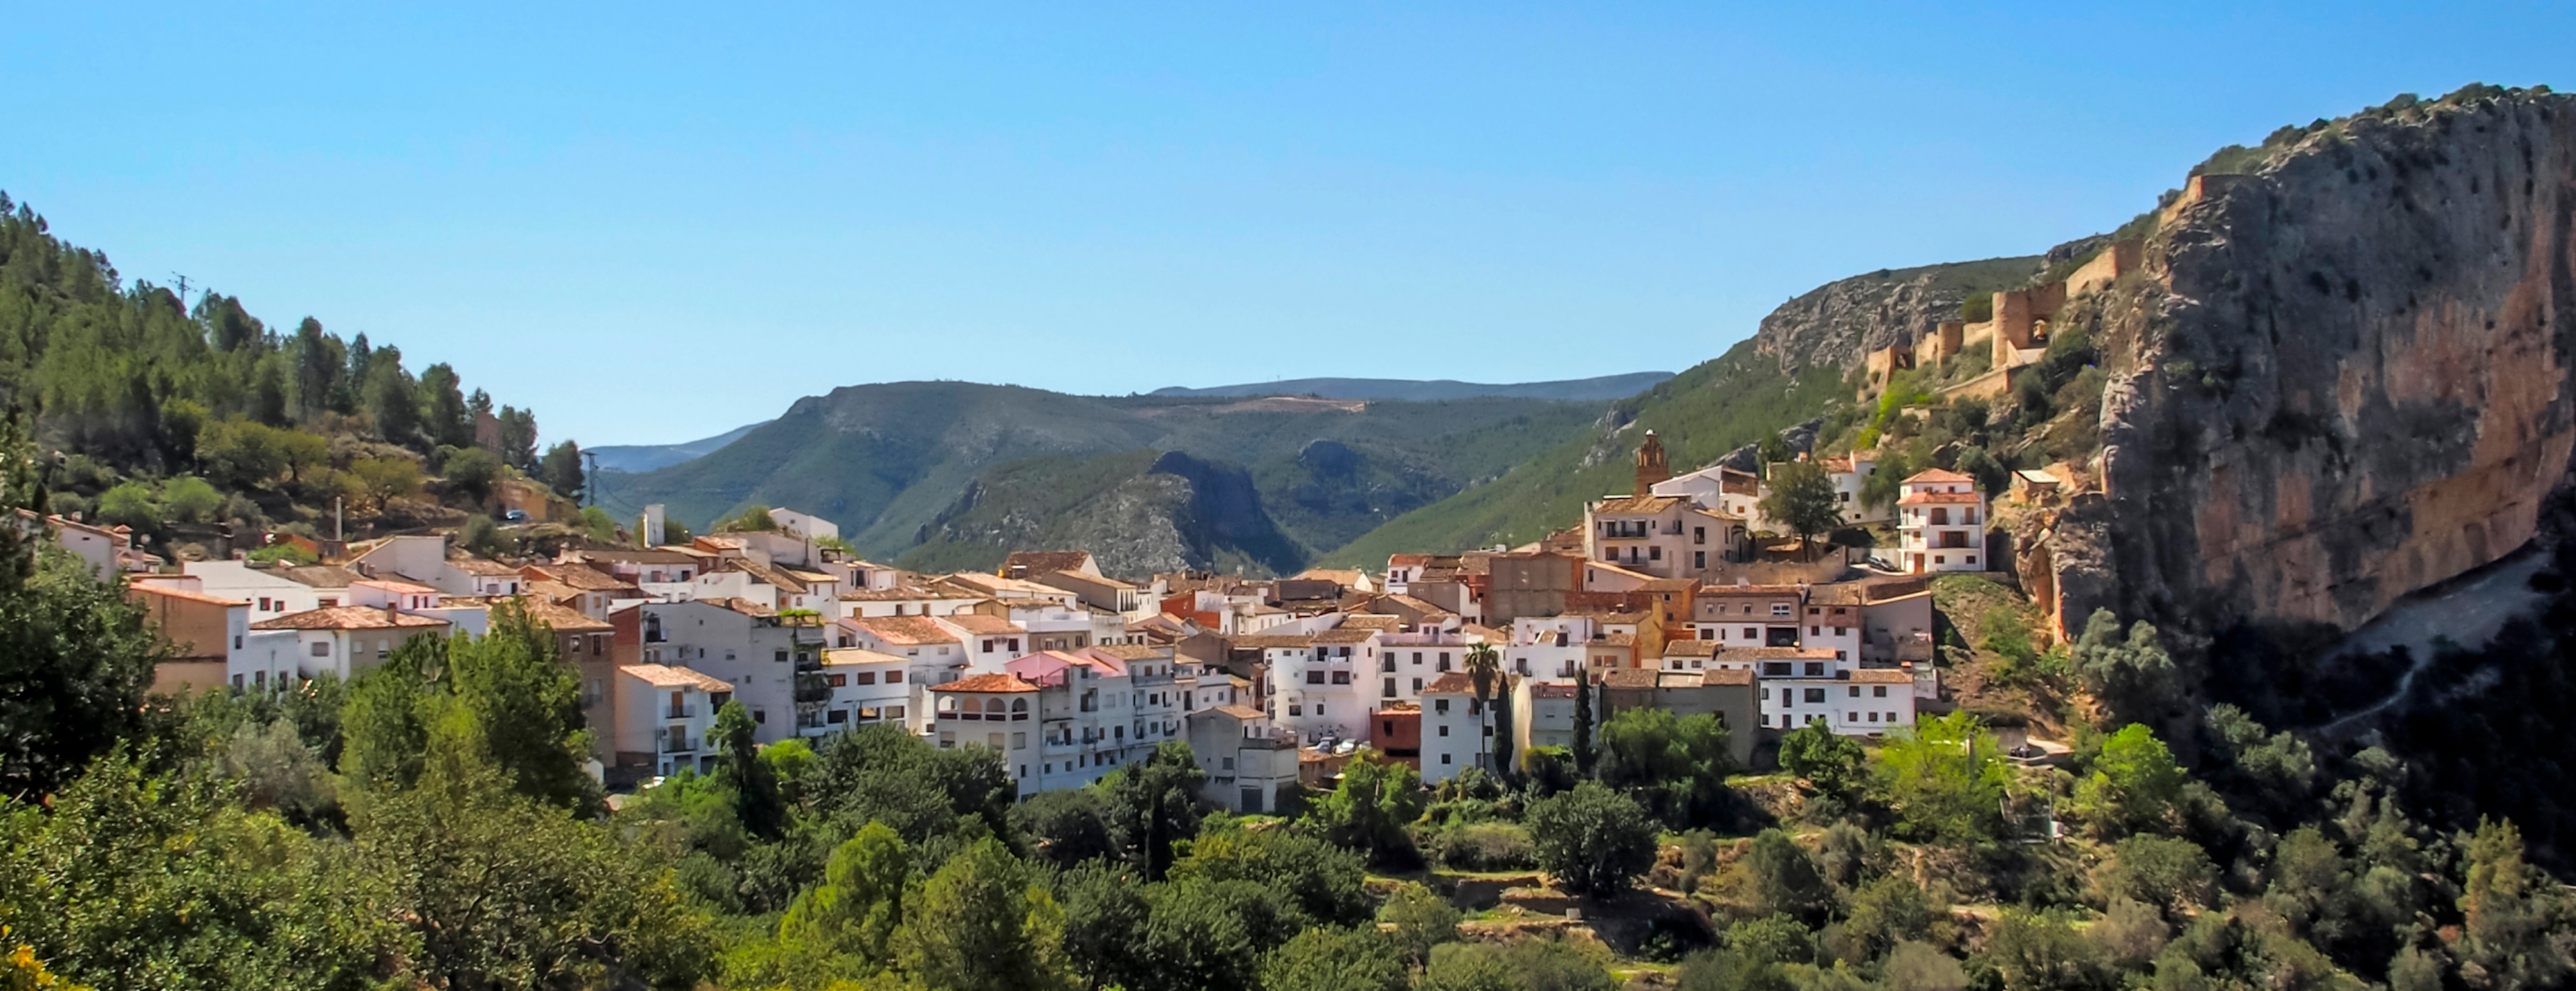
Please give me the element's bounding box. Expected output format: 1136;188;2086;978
1324;341;1848;566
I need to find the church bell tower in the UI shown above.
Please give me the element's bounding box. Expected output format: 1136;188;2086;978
1634;430;1670;497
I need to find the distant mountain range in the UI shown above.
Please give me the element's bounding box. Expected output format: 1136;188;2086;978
1150;372;1672;402
592;382;1613;574
589;422;768;474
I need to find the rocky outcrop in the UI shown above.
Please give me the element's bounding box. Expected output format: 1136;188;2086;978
1749;256;2045;373
2064;89;2576;636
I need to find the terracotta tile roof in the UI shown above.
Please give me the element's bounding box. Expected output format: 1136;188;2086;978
841;585;971;602
1209;704;1267;720
1531;683;1578;699
447;554;521;577
574;548;699;565
1665;639;1722;658
1312;628;1379;644
521;598;612;632
280;564;363;586
356;578;439;594
1899;490;1984;505
1004;551;1093;575
1423;672;1478;694
1600;668;1662;689
621;664;732;692
1593;495;1684;515
252;607;451;631
1703;668;1755;686
1595;633;1637;647
1719;468;1761;496
1232;635;1314;649
1902;468;1974;484
525;563;635;591
934;672;1040;694
1636;578;1699;592
1718;646;1839;662
1092;643;1171;661
1338;615;1403;631
847;615;962;645
943;614;1024;635
1852;668;1917;683
1807;583;1867;606
1378;594;1454;617
1700;584;1807;596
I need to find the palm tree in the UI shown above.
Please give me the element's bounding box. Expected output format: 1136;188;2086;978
1464;641;1515;781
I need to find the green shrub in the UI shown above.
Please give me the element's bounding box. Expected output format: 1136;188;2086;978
249;542;320;566
1960;293;1994;323
162;476;223;524
1425;821;1538;872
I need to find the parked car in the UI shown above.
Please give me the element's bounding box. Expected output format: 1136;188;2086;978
503;509;530;523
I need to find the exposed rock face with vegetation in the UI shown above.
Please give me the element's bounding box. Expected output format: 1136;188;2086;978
1748;256;2041;373
2061;87;2576;636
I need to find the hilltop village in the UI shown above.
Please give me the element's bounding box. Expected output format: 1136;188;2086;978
87;416;2080;809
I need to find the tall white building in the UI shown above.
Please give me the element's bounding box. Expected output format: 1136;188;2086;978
1896;468;1988;574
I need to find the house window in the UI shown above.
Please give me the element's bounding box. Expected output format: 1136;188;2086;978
1874;686;1888;697
1802;688;1825;703
1848;686;1860;697
311;641;330;657
1412;678;1423;692
826;674;848;687
1438;724;1450;737
1434;698;1450;714
1307;670;1325;685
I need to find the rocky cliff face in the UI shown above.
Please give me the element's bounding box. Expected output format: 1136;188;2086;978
2063;89;2576;637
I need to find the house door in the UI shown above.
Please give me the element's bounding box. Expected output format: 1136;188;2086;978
1240;787;1264;813
1911;554;1924;574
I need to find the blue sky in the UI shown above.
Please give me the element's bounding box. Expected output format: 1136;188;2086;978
5;3;2569;446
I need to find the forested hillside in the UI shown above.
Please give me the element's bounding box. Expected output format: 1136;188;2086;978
0;193;601;556
896;449;1308;577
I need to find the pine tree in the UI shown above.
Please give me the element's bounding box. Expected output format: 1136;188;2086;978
1571;674;1597;776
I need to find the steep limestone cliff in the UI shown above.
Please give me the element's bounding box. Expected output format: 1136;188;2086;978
2059;89;2576;637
